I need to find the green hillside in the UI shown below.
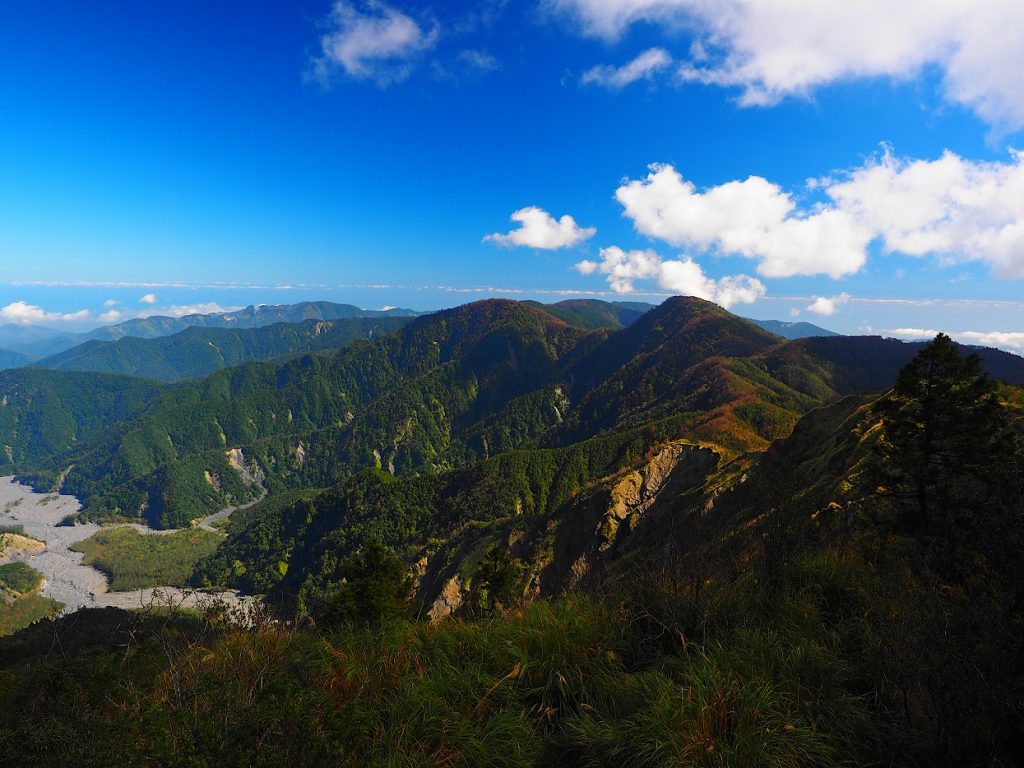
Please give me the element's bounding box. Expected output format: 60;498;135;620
7;298;1024;532
3;335;1021;766
0;368;164;467
526;298;654;329
35;316;412;381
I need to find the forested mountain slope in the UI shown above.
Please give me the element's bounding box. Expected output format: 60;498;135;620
3;324;1023;766
526;299;653;329
6;297;1024;533
0;369;164;466
180;336;1024;768
34;316;412;381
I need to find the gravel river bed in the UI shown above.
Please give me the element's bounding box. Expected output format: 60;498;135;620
0;476;250;614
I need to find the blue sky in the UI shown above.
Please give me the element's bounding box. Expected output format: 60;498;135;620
2;1;1024;349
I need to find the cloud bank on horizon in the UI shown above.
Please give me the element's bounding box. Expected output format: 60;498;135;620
0;300;237;328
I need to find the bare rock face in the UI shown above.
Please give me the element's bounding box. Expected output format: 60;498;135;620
225;448;266;488
428;574;464;620
598;442;697;549
544;442;720;593
414;441;721;619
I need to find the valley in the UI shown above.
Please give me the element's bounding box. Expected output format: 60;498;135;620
7;6;1024;762
0;476;248;617
1;296;1022;766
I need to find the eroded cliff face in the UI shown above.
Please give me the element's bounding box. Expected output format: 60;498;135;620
542;442;720;594
417;441;721;619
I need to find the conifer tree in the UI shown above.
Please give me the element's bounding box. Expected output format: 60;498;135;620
319;541;411;628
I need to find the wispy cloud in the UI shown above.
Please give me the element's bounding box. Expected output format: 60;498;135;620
7;280;320;290
457;49;499;73
310;1;439;86
336;282;676;298
581;48;672;89
550;0;1024;130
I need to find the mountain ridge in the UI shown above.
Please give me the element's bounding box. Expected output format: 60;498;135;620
32;316;413;381
4;297;1023;531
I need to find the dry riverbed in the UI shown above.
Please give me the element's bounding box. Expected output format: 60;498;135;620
0;476;251;614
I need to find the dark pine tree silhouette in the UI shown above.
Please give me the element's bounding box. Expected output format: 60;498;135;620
319;541;411;628
880;333;1019;565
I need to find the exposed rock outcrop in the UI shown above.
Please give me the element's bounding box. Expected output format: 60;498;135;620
415;441;721;619
543;442;720;593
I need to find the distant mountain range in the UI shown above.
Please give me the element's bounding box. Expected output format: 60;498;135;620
0;301;423;360
33;317;413;382
84;301;422;342
0;299;846;379
0;324;80;358
0;348;34;368
744;318;840;339
3;296;1021;534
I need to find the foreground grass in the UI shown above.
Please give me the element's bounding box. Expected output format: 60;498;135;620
0;596;869;768
71;527;222;591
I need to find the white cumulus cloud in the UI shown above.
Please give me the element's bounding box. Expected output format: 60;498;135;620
575;246;764;308
140;293;157;304
615;164;870;278
485;206;596;249
548;0;1024;129
575;246;661;292
311;1;439;86
0;301;90;325
806;293;851;316
826;148;1024;277
582;47;672;88
615;149;1024;279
